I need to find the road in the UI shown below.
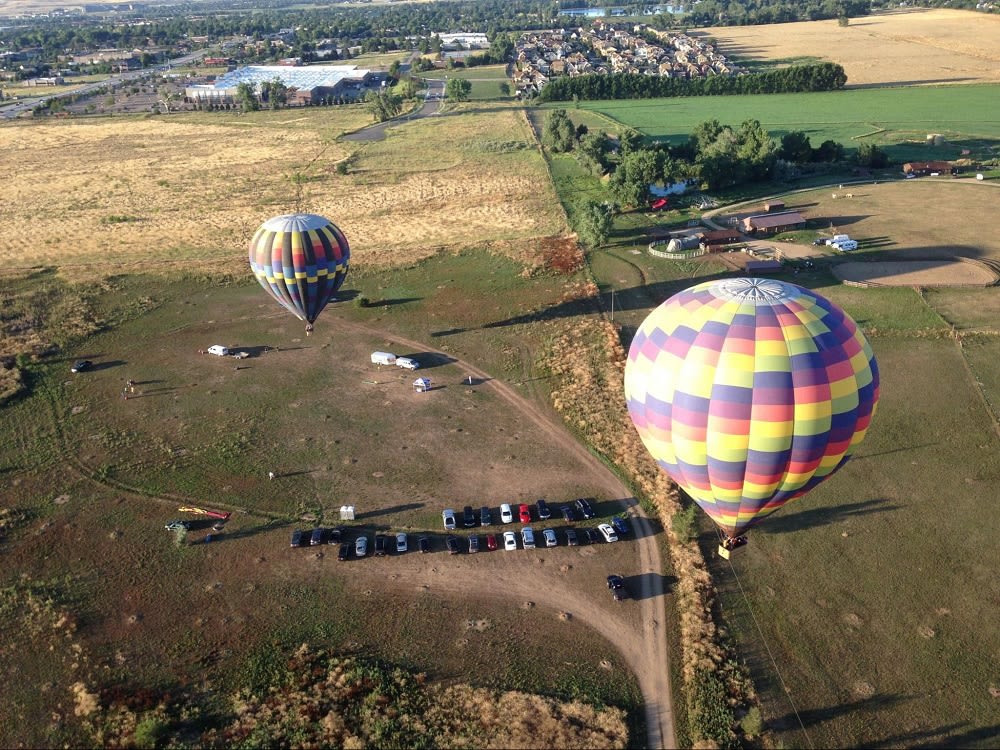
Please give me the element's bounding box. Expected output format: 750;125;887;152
341;319;677;749
343;78;446;142
0;50;207;119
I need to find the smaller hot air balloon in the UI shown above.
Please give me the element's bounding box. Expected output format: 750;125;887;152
624;278;879;555
248;213;350;335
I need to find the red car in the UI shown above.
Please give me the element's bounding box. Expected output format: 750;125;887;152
650;197;669;211
485;533;498;551
518;503;532;524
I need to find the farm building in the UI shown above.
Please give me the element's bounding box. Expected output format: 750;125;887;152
700;229;742;250
667;235;701;253
741;211;806;235
745;259;783;274
763;200;785;213
903;161;957;176
184;65;384;105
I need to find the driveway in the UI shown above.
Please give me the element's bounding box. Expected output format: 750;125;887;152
343;78;446;142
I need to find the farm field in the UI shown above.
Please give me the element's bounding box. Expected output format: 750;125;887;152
574;84;1000;162
0;254;653;748
693;8;1000;88
0;73;111;98
0;106;565;273
433;64;511;100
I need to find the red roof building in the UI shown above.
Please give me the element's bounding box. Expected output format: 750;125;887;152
741;211;806;235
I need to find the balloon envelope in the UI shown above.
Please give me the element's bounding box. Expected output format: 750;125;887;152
248;213;350;325
624;278;879;537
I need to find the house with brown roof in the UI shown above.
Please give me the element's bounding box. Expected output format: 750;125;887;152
699;229;743;249
741;211;807;235
903;161;957;176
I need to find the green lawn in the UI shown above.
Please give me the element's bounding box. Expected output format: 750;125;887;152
571;84;1000;162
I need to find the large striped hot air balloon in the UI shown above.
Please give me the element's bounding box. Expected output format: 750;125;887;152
248;213;350;334
624;278;879;545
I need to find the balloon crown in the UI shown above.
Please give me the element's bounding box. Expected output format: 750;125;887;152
710;277;800;304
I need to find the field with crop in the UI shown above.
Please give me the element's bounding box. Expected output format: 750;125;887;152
695;8;1000;88
0;106;565;273
433;65;512;100
574;84;1000;162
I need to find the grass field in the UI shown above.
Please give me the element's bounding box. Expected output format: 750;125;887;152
433;65;511;100
0;73;111;98
0;106;565;273
694;8;1000;88
573;84;1000;162
0;254;648;748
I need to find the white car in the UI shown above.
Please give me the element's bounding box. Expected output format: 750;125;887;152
355;535;369;557
542;528;558;547
500;503;513;523
442;509;456;531
395;532;408;553
503;531;518;551
598;523;618;543
521;527;536;549
395;357;419;370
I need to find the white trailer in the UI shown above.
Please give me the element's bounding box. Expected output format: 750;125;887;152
371;351;397;366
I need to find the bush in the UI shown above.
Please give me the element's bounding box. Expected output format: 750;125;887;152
690;669;737;748
133;716;167;749
739;706;763;739
671;504;698;542
354;296;369;308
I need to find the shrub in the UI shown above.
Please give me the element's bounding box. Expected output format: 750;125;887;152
740;706;764;739
354;296;369;308
690;668;737;748
134;716;168;749
671;504;699;542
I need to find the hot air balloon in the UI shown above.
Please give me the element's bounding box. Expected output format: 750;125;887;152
624;278;879;554
248;213;350;335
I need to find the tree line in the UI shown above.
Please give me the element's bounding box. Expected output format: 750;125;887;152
538;63;847;102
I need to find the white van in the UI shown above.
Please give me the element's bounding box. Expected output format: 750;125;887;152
207;345;229;356
825;234;850;245
395;357;419;370
834;240;859;252
371;351;397;366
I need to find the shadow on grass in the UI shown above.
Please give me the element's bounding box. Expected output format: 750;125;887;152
366;297;422;307
881;723;1000;749
769;693;915;733
91;359;126;371
625;572;678;601
362;502;425;519
761;498;901;535
397;351;456;369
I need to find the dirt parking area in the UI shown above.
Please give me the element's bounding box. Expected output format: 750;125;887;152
833;259;998;286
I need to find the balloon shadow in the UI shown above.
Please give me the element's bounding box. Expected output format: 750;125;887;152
768;693;914;735
760;498;901;535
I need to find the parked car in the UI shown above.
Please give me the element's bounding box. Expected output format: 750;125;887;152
560;505;576;523
607;574;628;601
575;498;595;519
446;535;460;555
598;523;618;543
310;527;325;546
395;356;420;370
290;529;305;547
584;527;600;544
463;505;476;528
521;527;536;549
469;535;479;553
500;503;513;523
355;535;368;558
518;504;532;524
396;532;408;553
338;543;350;561
611;516;630;536
486;533;498;551
503;531;518;551
164;520;190;532
374;534;387;556
442;509;456;530
70;359;93;373
480;506;492;526
566;529;578;546
536;499;551;520
327;527;344;545
542;528;557;547
418;536;431;554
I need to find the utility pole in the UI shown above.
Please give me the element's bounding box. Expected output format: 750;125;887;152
610;287;615;322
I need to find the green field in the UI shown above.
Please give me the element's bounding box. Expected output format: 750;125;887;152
573;84;1000;162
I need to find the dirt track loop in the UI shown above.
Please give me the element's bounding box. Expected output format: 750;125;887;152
344;320;676;749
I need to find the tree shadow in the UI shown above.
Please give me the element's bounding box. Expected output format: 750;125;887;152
768;693;914;733
760;498;901;535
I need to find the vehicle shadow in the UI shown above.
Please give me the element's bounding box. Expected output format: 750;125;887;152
398;352;457;369
626;572;678;601
91;360;126;371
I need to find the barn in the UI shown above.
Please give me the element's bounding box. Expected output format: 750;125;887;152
699;229;742;250
741;211;806;236
763;200;785;213
902;161;957;176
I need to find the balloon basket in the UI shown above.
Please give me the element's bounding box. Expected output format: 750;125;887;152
718;545;731;560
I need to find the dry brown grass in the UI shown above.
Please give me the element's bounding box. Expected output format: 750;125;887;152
696;9;1000;87
0;108;566;274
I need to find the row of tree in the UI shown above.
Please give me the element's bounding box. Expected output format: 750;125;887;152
538;63;847;102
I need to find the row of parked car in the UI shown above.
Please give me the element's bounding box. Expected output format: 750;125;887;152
442;498;604;531
290;515;630;560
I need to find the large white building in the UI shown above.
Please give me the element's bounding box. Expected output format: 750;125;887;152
185;64;380;105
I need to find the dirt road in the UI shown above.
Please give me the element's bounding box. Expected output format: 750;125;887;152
342;320;676;749
344;79;446;142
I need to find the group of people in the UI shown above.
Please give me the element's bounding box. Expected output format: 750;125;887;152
120;379;137;400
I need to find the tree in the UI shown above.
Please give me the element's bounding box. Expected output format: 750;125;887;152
609;148;660;208
498;81;510;97
364;89;402;122
445;77;472;102
814;139;845;162
856;142;889;168
577;130;611;176
542;109;576;153
779;131;813;163
578;200;614;248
